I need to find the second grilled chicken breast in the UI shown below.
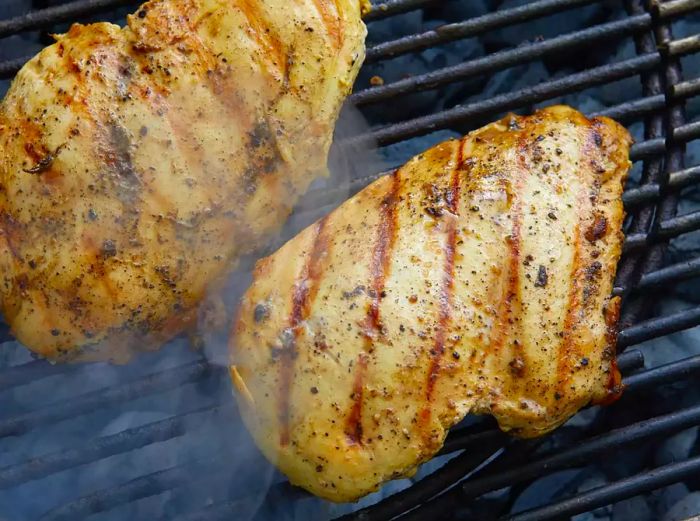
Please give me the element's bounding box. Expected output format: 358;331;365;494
230;106;632;502
0;0;366;361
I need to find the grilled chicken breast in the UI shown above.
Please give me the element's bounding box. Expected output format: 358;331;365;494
230;106;632;502
0;0;366;361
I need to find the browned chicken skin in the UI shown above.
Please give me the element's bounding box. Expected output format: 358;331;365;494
0;0;366;361
230;106;632;502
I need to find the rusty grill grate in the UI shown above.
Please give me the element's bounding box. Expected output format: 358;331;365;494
1;0;700;520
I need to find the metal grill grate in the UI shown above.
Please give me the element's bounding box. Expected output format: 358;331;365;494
1;0;700;520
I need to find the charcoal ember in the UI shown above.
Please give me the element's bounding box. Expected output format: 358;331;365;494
612;496;654;521
477;60;549;100
422;35;486;112
460;60;549;129
510;469;583;513
667;239;700;299
482;0;606;49
663;492;700;521
357;54;446;123
365;10;424;45
639;299;700;368
655;427;699;467
595;40;643;106
575;470;613;519
358;38;484;123
653;483;691;518
572;513;610;521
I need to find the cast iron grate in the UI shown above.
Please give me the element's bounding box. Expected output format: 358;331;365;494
1;0;700;520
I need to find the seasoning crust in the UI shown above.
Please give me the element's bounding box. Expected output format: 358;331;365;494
231;106;632;502
0;0;366;361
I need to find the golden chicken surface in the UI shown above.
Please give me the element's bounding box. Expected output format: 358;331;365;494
0;0;367;361
230;106;632;502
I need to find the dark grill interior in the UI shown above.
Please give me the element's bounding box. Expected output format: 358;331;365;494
1;0;700;520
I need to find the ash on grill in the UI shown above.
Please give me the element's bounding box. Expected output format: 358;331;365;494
2;0;700;520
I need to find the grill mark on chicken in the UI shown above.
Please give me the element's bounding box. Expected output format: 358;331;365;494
488;135;527;366
422;144;465;420
311;0;344;49
556;126;603;396
164;19;270;202
278;216;332;446
234;0;287;81
172;14;257;137
0;212;24;263
345;170;402;445
556;220;583;394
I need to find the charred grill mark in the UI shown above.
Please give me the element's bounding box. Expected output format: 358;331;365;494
311;0;344;49
423;143;465;415
557;124;601;397
148;11;254;174
106;123;139;183
100;122;143;207
346;352;368;444
505;198;523;359
235;0;287;80
0;212;24;263
205;66;252;129
345;171;401;445
488;136;527;365
279;216;331;446
556;220;583;394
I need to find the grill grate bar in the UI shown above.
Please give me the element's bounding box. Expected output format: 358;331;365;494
672;76;700;99
336;432;507;521
0;361;213;438
0;56;34;80
39;458;220;521
2;351;644;517
365;0;600;63
37;347;688;521
346;53;668;148
624;203;700;251
366;0;700;63
596;94;666;122
0;0;137;39
616;255;700;295
354;15;652;106
654;0;700;18
505;455;700;521
624;353;700;392
612;0;667;324
0;351;646;495
0;359;80;392
617;307;700;348
622;164;700;208
0;405;224;490
457;404;700;503
0;0;411;41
